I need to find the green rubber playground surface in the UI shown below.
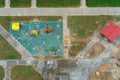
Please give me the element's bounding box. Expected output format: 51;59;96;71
10;22;64;56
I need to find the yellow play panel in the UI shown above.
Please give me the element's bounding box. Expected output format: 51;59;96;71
12;22;20;31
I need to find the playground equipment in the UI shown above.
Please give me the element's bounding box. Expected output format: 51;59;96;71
30;30;38;37
49;47;57;53
10;22;63;56
12;22;20;31
33;30;38;37
44;26;52;33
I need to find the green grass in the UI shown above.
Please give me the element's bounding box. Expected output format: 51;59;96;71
0;16;62;31
68;16;120;38
10;0;31;7
0;0;4;7
11;66;44;80
37;0;80;7
87;0;120;7
68;16;120;57
0;66;4;80
0;35;21;59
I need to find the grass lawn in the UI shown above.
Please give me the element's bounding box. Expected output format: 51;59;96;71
87;0;120;7
10;0;31;7
0;0;4;7
0;16;62;31
68;16;120;57
0;35;21;59
37;0;80;7
11;66;44;80
0;66;4;80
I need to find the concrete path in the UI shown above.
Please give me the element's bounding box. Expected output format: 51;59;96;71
35;61;45;75
98;48;113;59
80;0;87;8
31;0;36;8
0;61;6;68
98;43;118;59
76;39;97;58
97;36;118;58
63;16;70;35
1;7;120;16
4;64;12;80
0;25;33;59
5;0;10;8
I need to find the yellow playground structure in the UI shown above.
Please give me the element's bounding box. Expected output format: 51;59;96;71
30;30;39;37
33;30;38;37
12;22;20;31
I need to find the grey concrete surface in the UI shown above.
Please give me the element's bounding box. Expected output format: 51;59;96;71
31;0;36;8
1;7;120;16
80;0;87;8
5;0;10;8
63;16;70;36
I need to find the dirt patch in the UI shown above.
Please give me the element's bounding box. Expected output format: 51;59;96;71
85;30;93;37
85;43;105;58
69;40;87;57
64;35;71;58
110;45;120;59
59;67;68;73
110;50;120;59
89;64;115;80
34;56;63;59
69;34;92;57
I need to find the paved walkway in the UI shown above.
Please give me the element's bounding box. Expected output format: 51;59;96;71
80;0;87;8
63;16;70;35
31;0;36;8
0;7;120;16
5;0;10;8
4;62;13;80
0;25;33;59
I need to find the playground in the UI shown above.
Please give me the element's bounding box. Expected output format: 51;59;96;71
10;21;64;56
